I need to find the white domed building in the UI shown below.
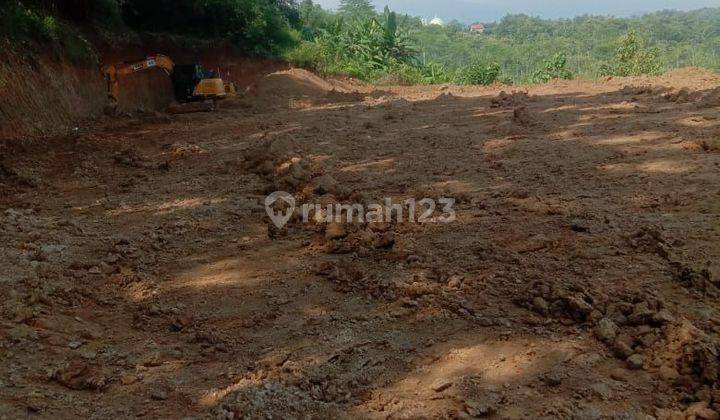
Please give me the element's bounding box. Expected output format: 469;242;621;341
429;16;445;26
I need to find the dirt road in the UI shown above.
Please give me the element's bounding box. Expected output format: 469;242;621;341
1;68;720;419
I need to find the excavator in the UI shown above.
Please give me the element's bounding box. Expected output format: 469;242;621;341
102;54;236;113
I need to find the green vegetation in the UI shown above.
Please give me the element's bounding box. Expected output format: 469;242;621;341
600;30;662;77
121;0;297;55
416;9;720;84
288;3;720;85
0;1;96;64
338;0;376;19
532;53;574;84
1;0;718;85
288;6;416;81
1;0;300;60
458;61;502;85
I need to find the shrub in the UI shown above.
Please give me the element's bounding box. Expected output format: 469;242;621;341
0;3;96;64
532;52;574;83
58;27;96;65
458;61;501;85
380;61;424;85
420;61;451;84
285;40;328;72
287;8;416;81
1;3;53;41
600;30;663;77
91;0;125;28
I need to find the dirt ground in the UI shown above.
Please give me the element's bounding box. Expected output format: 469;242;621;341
1;67;720;419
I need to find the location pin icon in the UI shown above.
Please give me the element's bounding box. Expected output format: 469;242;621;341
265;191;296;229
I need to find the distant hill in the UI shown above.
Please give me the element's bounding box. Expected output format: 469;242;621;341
413;7;720;82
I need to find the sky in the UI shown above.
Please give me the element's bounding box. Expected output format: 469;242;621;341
314;0;720;23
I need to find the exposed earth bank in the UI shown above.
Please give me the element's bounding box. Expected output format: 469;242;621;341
0;41;289;141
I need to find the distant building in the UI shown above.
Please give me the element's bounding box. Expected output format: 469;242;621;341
428;16;445;26
470;23;485;33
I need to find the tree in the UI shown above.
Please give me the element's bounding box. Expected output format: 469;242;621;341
459;61;501;85
120;0;297;55
338;0;375;19
275;0;301;28
445;20;466;34
298;0;334;40
600;30;662;76
290;3;720;84
533;52;574;83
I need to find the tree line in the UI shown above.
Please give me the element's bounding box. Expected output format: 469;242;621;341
289;0;719;84
2;0;718;84
0;0;301;59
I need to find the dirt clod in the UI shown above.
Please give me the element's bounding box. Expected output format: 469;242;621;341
627;354;645;370
595;318;618;342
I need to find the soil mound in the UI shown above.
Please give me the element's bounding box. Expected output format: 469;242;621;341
697;87;720;108
662;87;703;103
660;86;720;107
662;67;720;84
491;91;530;108
255;68;337;99
246;68;368;110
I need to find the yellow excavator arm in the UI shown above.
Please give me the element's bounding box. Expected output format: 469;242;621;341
102;55;175;104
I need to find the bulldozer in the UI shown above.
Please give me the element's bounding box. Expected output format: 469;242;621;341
102;54;236;113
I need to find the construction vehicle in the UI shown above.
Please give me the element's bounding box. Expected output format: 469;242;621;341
102;54;236;112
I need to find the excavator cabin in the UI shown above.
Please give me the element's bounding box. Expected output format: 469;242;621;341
171;64;224;102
